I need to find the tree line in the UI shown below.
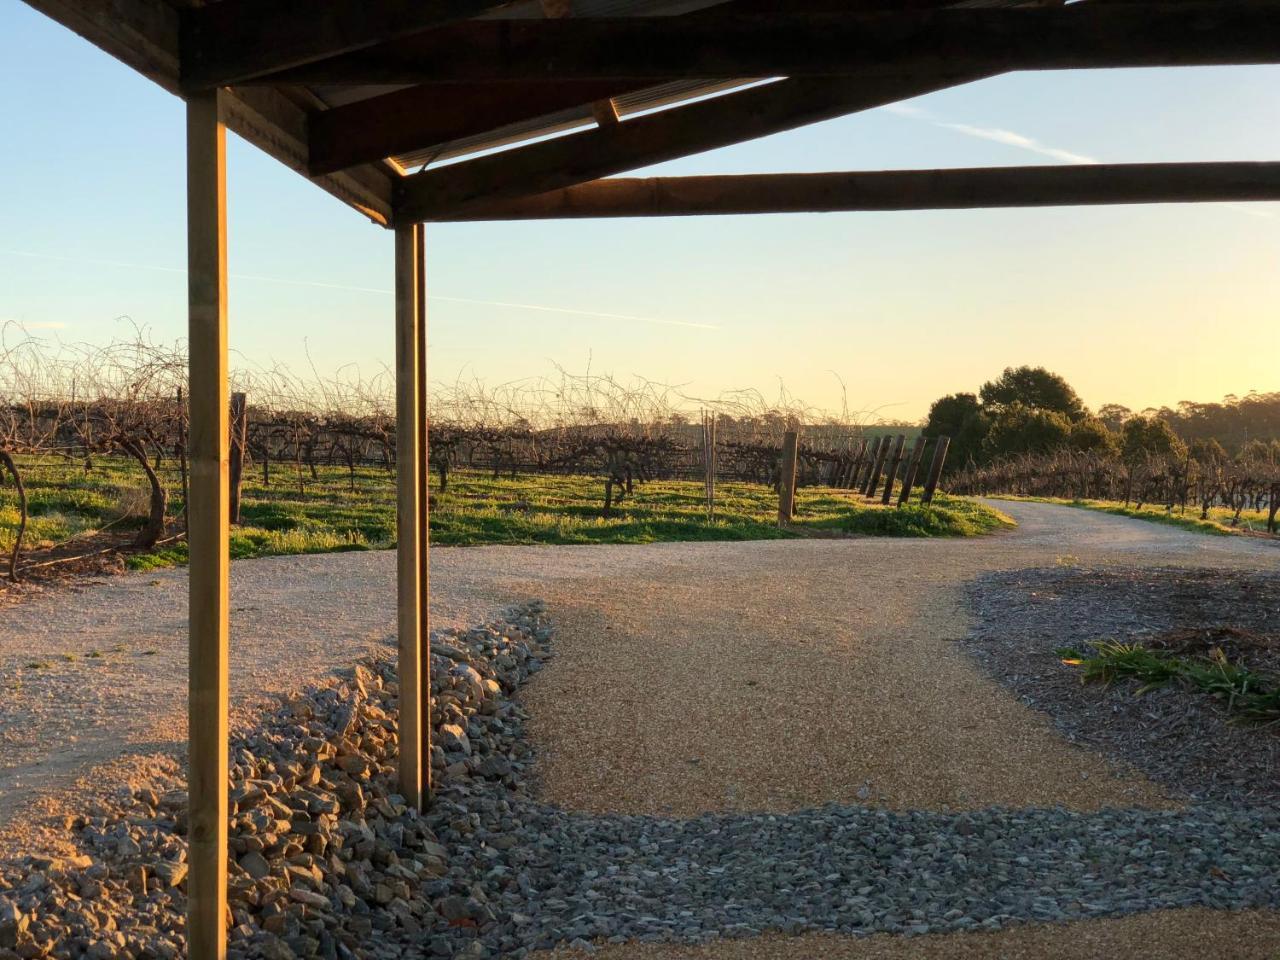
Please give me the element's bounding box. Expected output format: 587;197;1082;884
923;365;1280;473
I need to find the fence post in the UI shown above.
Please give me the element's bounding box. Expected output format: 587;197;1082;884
880;434;906;505
865;435;891;499
1269;481;1279;534
228;391;247;524
848;438;868;489
859;436;883;495
897;435;928;506
778;429;799;525
922;435;951;504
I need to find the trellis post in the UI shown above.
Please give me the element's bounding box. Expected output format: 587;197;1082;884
922;435;952;504
186;88;230;960
865;435;891;499
897;435;928;506
880;434;906;505
778;429;799;525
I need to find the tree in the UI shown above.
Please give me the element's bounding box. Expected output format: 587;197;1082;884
1189;437;1227;464
1095;403;1132;432
979;366;1084;419
1238;438;1280;465
983;404;1072;459
923;392;989;468
1067;416;1118;455
1120;415;1187;463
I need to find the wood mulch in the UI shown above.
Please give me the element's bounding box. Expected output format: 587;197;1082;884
963;565;1280;805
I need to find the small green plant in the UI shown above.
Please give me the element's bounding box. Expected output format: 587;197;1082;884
1065;639;1280;725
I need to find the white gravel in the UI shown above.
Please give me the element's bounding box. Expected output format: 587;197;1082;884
1;500;1275;856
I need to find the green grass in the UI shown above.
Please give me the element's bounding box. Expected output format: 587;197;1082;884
989;494;1274;537
1059;640;1280;725
0;455;1013;571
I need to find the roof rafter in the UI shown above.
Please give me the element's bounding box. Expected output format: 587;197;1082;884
309;80;651;176
393;70;996;222
430;162;1280;220
179;0;518;91
258;3;1280;86
309;0;981;175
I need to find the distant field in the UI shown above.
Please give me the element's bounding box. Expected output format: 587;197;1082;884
988;494;1276;538
0;457;1013;574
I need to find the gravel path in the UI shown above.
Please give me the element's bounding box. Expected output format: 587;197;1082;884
2;505;1279;957
2;501;1276;853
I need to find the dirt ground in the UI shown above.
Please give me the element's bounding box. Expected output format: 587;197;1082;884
537;909;1280;960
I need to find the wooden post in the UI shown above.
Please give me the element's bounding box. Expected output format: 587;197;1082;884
922;435;951;504
880;434;906;505
897;435;928;507
394;223;423;811
778;430;799;525
846;438;867;490
186;89;229;960
228;391;247;524
702;411;717;518
414;223;432;804
708;413;716;518
865;435;891;499
859;436;883;495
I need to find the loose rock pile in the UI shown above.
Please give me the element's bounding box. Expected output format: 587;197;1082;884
0;602;552;960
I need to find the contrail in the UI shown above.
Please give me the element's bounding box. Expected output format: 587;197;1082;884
881;103;1099;165
0;249;719;330
879;103;1274;219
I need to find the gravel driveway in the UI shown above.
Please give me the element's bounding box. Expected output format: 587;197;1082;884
1;500;1275;854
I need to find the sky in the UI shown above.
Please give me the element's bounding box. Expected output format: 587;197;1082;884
2;1;1279;423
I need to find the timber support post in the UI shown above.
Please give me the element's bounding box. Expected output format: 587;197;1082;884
395;223;424;811
414;223;432;805
922;435;951;504
186;89;230;960
897;435;928;506
778;429;799;526
880;434;906;506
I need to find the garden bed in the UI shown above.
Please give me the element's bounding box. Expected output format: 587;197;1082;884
962;565;1280;804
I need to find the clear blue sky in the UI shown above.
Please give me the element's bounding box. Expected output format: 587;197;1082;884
2;0;1278;421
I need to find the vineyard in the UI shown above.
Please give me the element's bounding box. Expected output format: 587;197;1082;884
0;328;966;583
950;449;1280;533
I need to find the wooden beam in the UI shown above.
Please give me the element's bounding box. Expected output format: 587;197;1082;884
309;80;645;176
430;162;1280;220
394;71;992;221
179;0;516;90
394;223;424;811
186;89;229;960
261;3;1280;85
227;88;394;224
310;0;950;174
